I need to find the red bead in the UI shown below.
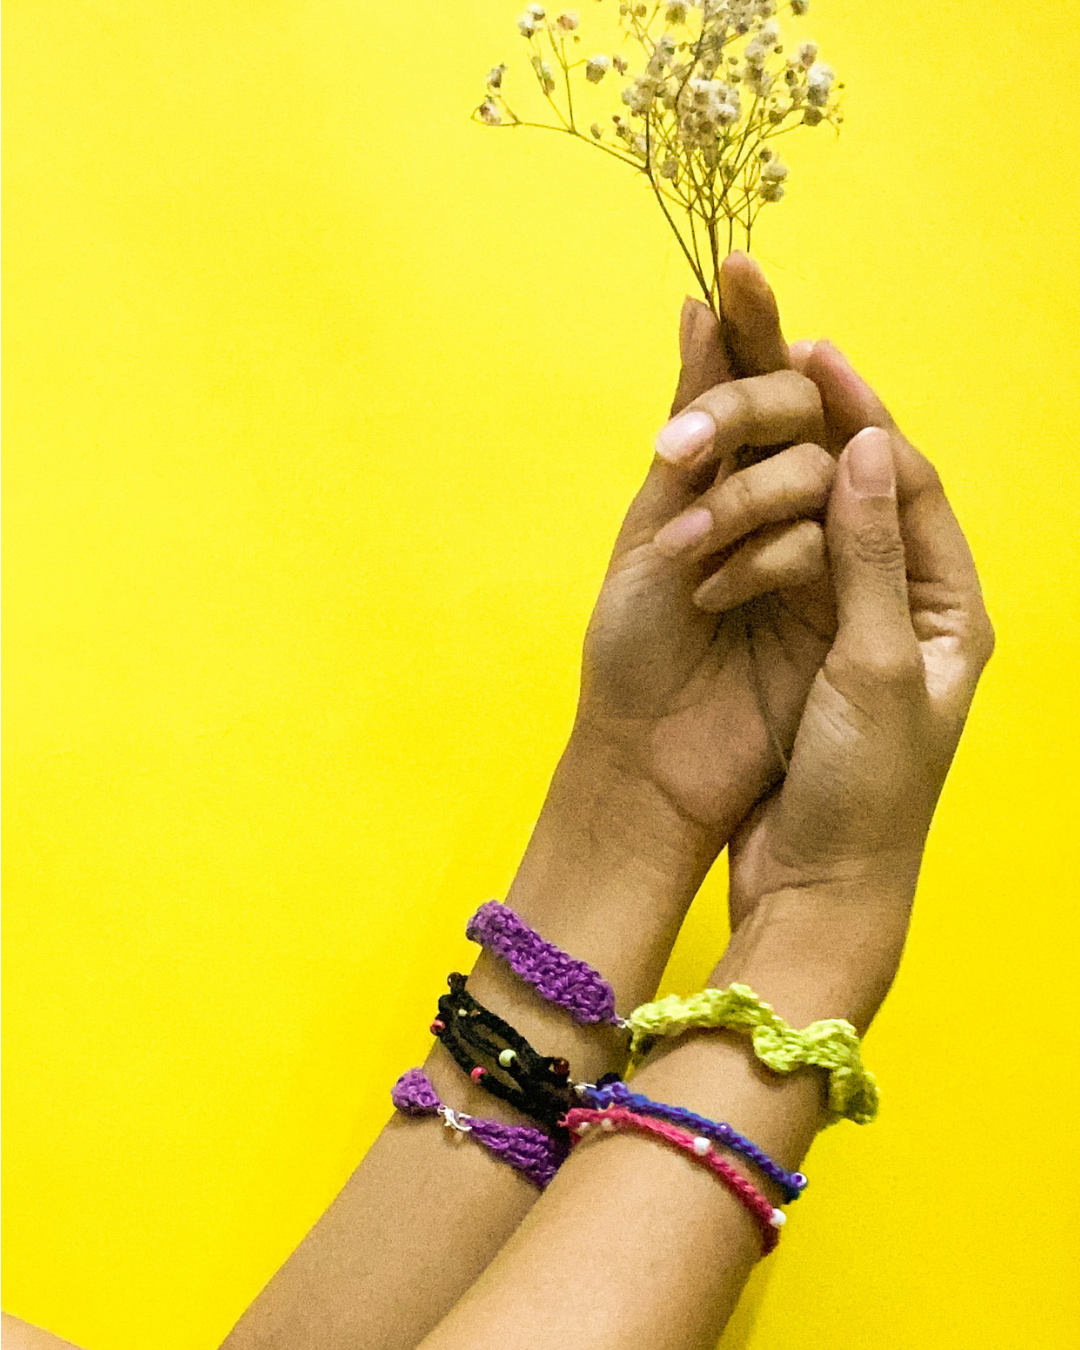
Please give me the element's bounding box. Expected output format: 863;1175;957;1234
430;1020;446;1035
550;1058;570;1078
470;1066;486;1082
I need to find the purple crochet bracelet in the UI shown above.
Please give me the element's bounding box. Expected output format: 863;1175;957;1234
391;1068;569;1189
465;900;624;1027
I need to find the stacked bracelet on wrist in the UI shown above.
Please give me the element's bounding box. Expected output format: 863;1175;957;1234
431;972;577;1136
466;900;626;1027
577;1077;807;1203
389;903;883;1253
561;1104;786;1256
625;982;879;1126
392;1067;568;1189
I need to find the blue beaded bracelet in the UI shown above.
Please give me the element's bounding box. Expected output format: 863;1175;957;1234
578;1077;808;1203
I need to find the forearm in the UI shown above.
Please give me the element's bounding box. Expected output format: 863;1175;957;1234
221;737;720;1350
417;888;906;1350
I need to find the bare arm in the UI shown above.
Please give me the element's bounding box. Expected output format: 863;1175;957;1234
417;357;994;1350
221;253;829;1350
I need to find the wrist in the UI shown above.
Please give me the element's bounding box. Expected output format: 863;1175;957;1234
711;885;914;1036
502;734;719;1008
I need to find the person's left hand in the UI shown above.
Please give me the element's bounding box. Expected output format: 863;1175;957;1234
572;253;838;854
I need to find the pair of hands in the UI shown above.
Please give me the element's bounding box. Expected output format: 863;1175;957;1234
573;253;994;940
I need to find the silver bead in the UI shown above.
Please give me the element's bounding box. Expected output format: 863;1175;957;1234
692;1136;711;1156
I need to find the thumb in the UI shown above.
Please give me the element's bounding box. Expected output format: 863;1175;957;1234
826;428;919;681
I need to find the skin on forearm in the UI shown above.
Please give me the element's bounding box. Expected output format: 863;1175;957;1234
416;889;908;1350
221;739;722;1350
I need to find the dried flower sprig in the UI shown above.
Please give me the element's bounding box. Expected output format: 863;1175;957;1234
474;1;844;310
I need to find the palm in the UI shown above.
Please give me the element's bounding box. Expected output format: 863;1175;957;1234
579;546;833;840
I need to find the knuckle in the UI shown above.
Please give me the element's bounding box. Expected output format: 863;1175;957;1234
717;468;757;519
849;520;906;574
969;606;996;667
786;520;827;578
792;441;836;495
779;368;825;417
827;644;923;692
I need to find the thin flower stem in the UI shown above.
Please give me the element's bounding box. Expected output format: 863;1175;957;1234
644;112;711;300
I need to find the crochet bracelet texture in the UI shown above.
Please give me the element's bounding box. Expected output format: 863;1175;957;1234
626;983;879;1126
392;1068;568;1189
466;901;624;1027
432;973;577;1134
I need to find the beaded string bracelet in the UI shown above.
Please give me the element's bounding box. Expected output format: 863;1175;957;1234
562;1105;785;1256
392;1068;569;1189
625;982;879;1126
466;901;627;1027
578;1077;807;1203
432;973;577;1135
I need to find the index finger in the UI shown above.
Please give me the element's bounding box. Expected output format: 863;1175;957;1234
655;369;827;479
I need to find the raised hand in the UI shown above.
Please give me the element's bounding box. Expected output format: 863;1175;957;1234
573;252;837;846
725;346;994;944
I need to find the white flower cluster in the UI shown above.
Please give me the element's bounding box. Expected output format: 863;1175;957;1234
475;0;844;263
516;4;546;38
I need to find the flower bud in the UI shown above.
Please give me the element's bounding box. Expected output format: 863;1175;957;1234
586;54;610;82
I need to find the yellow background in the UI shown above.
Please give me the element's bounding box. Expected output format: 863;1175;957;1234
5;2;1079;1346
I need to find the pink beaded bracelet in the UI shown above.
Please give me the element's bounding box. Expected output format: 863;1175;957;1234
562;1105;786;1256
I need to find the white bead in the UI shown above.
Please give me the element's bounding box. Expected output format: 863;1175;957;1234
769;1209;787;1228
575;1122;591;1136
600;1116;615;1131
498;1048;517;1068
692;1136;711;1156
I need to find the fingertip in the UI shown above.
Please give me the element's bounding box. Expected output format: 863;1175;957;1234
788;338;816;372
843;427;896;498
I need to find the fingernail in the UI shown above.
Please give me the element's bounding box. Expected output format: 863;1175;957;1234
654;507;713;557
846;427;895;497
655;409;715;463
725;250;764;282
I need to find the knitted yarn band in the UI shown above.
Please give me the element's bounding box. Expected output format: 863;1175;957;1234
626;982;878;1126
466;901;623;1027
392;1068;568;1189
562;1105;784;1256
580;1078;807;1202
433;972;577;1135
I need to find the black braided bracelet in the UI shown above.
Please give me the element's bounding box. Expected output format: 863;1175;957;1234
431;973;577;1136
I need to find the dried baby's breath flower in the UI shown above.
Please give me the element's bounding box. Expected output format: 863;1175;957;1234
474;0;845;307
806;61;835;106
531;54;557;93
586;54;611;82
796;40;818;68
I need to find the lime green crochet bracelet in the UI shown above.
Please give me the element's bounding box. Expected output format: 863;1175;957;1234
626;983;879;1127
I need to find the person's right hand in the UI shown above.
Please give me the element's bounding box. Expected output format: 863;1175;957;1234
725;346;995;943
